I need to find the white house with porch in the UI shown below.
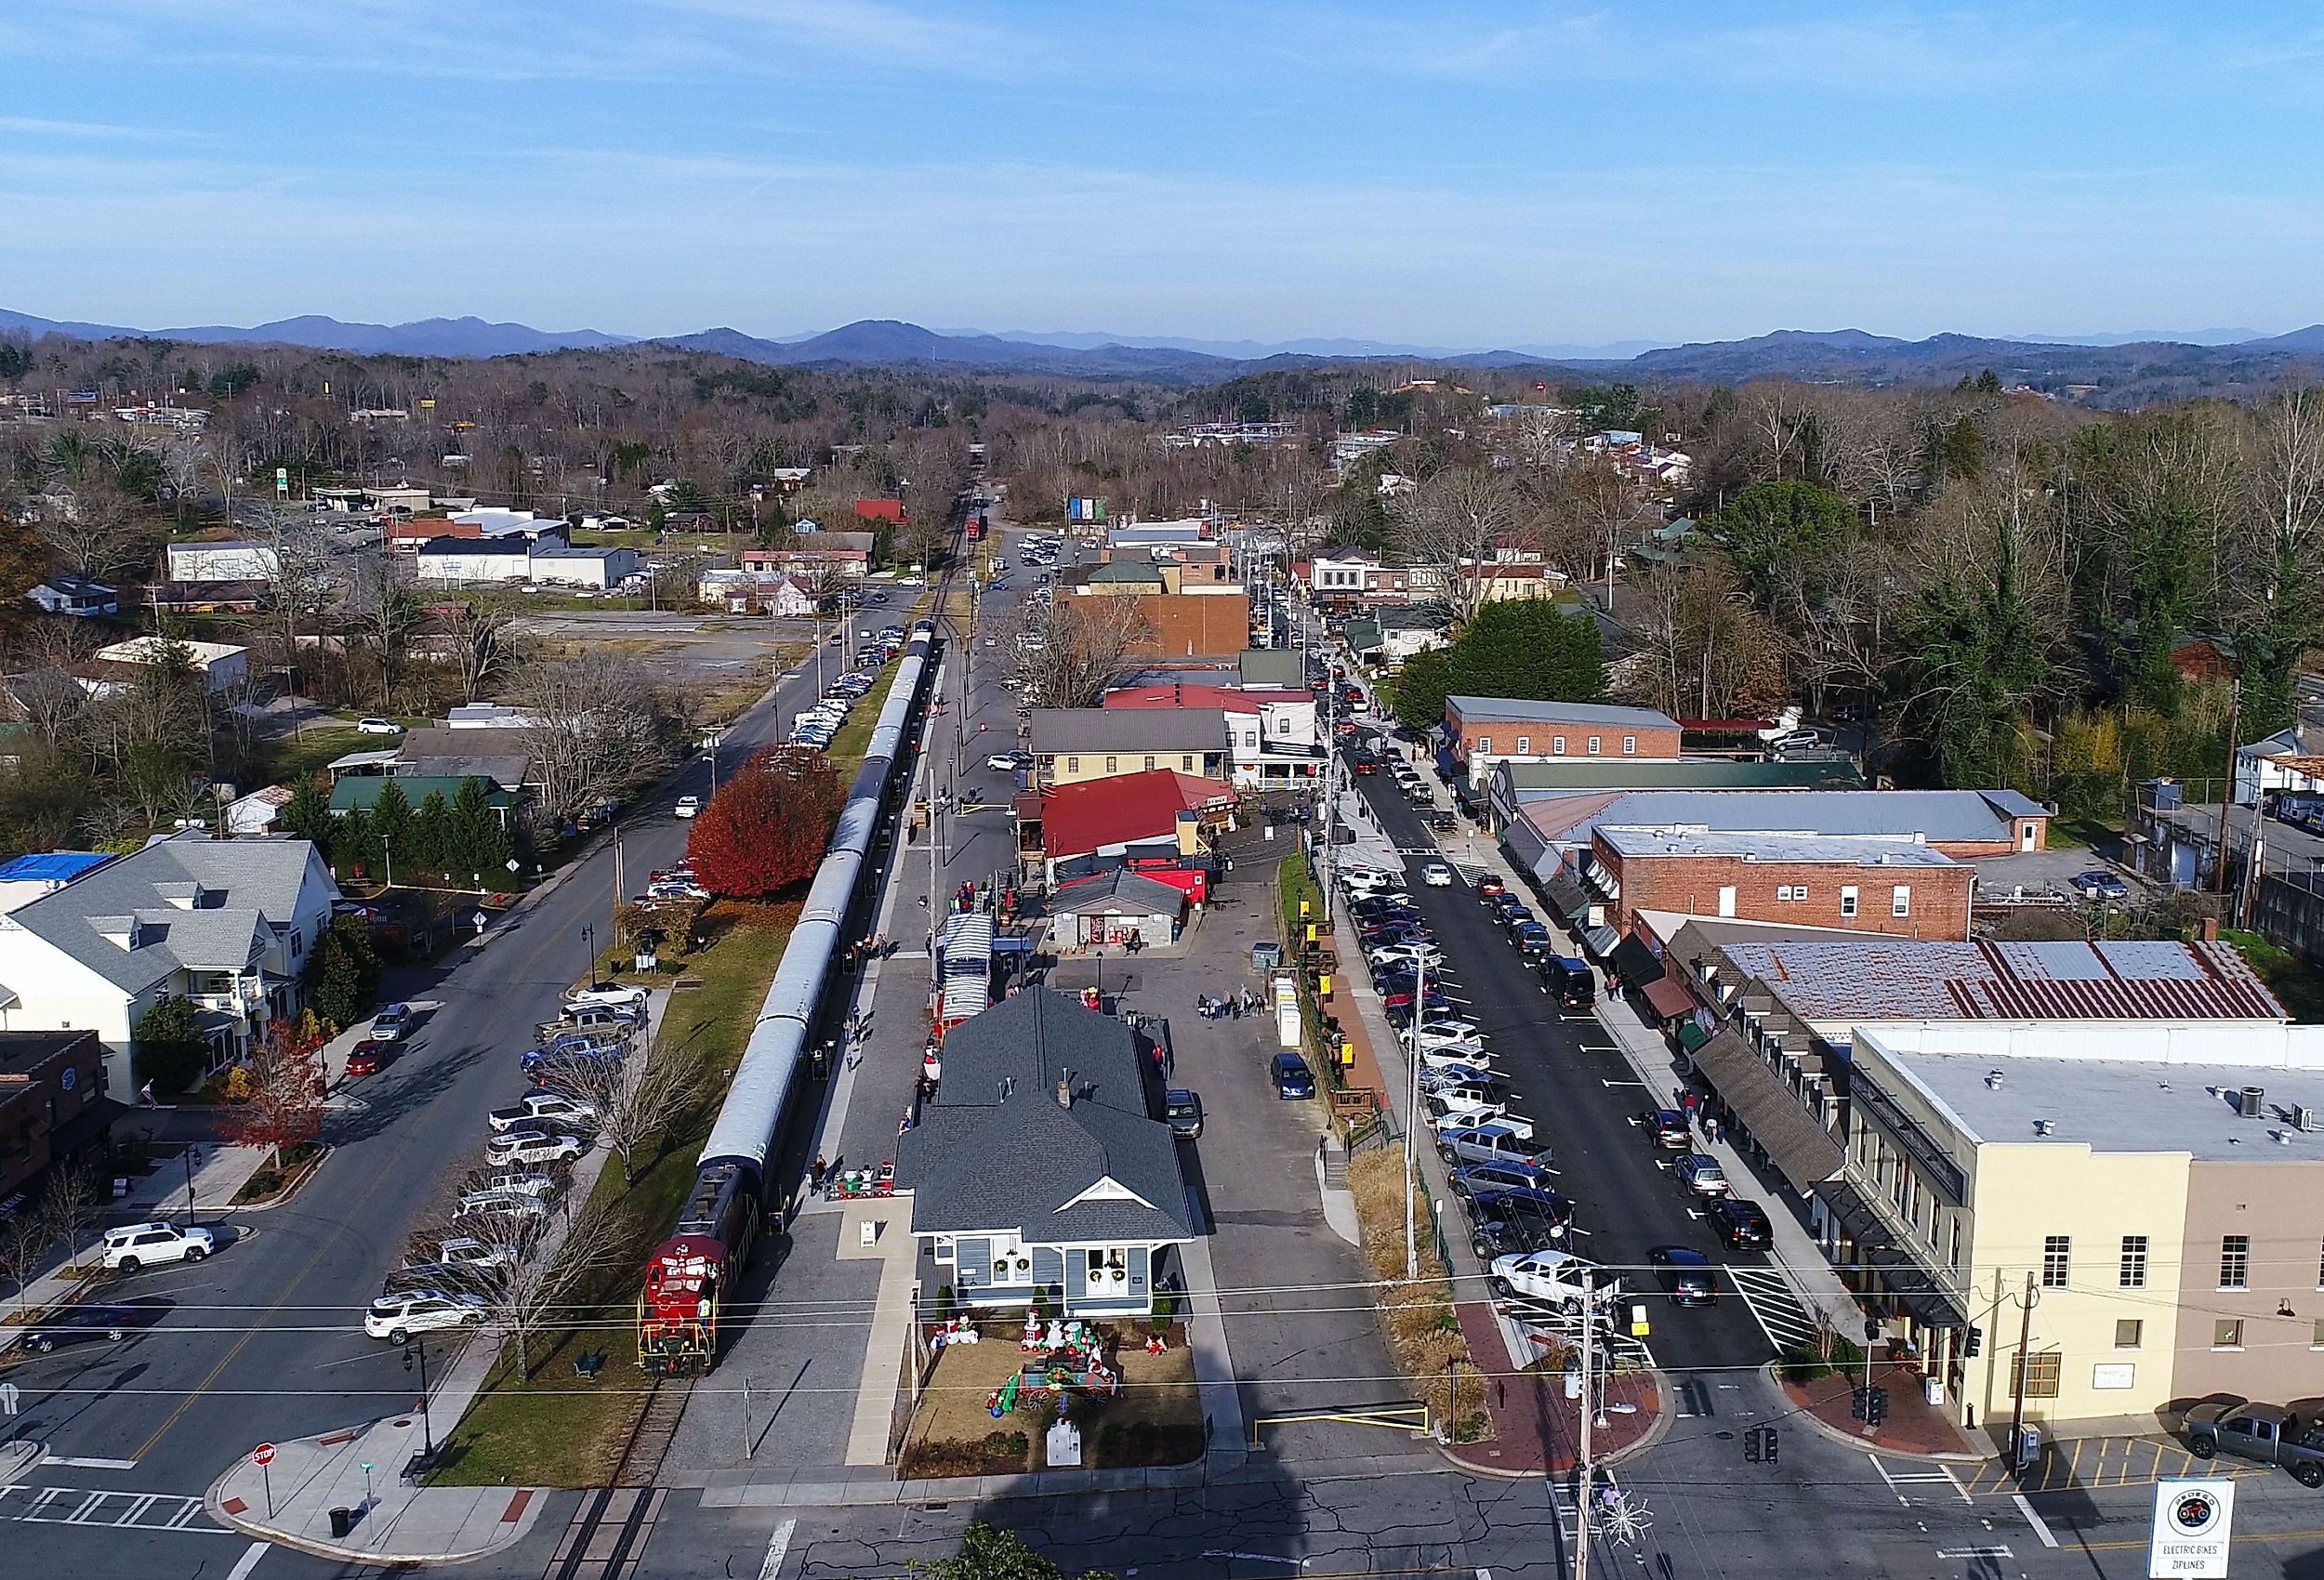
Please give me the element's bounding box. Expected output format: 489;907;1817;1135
896;989;1194;1318
0;833;339;1097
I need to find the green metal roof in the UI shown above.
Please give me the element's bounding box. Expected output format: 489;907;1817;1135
330;774;516;813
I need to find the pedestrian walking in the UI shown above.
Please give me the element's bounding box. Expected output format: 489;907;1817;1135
810;1153;828;1193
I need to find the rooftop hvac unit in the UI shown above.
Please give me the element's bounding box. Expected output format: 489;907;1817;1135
2293;1104;2317;1133
2237;1086;2266;1119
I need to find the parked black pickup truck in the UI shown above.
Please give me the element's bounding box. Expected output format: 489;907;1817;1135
2185;1402;2324;1485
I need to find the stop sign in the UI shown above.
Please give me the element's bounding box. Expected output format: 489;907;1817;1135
252;1442;276;1467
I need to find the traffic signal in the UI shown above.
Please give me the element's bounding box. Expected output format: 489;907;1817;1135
1850;1385;1868;1422
1744;1429;1762;1463
1763;1426;1778;1465
1963;1325;1983;1358
1866;1387;1890;1428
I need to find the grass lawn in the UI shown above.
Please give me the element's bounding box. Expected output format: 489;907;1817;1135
429;904;795;1487
1278;851;1321;941
825;659;904;771
253;724;372;787
899;1324;1199;1475
2223;928;2324;1024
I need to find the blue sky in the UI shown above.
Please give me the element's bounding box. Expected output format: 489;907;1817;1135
4;1;2321;346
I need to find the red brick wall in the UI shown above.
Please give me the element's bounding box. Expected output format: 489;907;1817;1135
1607;851;1974;940
1124;593;1252;658
1450;716;1684;771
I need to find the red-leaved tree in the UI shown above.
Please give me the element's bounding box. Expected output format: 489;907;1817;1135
687;745;843;898
219;1016;326;1168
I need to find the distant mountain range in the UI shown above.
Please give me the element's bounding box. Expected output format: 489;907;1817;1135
5;306;2323;400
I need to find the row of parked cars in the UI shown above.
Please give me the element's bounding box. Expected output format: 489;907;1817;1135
363;983;648;1344
794;661;883;751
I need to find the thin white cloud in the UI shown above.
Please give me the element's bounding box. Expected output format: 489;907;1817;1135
0;115;197;140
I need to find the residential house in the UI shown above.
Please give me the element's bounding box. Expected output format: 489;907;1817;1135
93;637;250;693
226;785;297;836
854;498;905;525
741;531;877;580
697;569;815;615
389;729;530;794
1343;605;1454;667
1103;682;1319;788
0;833;339;1096
1031;710;1230;789
1446;697;1685;790
897;988;1195;1319
329;773;517;828
2233;726;2324;804
26;576;118;617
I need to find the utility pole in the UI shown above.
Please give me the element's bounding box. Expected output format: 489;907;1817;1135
1575;1280;1599;1580
2007;1270;2038;1465
1404;949;1426;1281
2213;680;2241;902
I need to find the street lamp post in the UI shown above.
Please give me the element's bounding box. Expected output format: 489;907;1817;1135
404;1338;435;1457
581;922;597;988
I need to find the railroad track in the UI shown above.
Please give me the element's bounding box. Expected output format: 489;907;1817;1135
612;1376;691;1488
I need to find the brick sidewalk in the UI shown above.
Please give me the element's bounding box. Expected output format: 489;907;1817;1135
1782;1360;1984;1458
1446;1301;1659;1475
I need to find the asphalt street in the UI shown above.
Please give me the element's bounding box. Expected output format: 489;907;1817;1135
1339;737;1784;1402
1;595;859;1579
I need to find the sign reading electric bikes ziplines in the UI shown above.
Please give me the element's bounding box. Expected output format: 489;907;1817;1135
2149;1478;2237;1579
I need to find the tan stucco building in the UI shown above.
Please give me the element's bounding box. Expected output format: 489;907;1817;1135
1837;1020;2324;1432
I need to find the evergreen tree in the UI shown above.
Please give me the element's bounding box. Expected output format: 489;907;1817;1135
413;790;451;874
370;780;414;880
304;915;380;1033
280;777;334;856
133;994;207;1096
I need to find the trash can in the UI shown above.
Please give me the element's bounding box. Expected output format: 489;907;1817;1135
329;1507;357;1538
1251;941;1282;970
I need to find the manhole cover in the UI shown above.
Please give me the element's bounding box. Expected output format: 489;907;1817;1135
1714;1430;1736;1440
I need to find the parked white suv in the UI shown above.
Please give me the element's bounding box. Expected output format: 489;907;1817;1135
484;1127;588;1167
1490;1249;1619;1310
364;1289;488;1344
100;1221;215;1271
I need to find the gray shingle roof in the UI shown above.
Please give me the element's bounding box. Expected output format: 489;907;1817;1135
5;834;331;995
1050;870;1186;915
1030;709;1228;757
896;990;1193;1243
1449;696;1676;730
1497;758;1864;795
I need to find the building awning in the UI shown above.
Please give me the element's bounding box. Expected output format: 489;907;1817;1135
1687;1031;1845;1194
1674;1020;1710;1054
1543;871;1590;921
46;1096;129;1160
1611;935;1665;988
1638;975;1697;1021
1818;1180;1967;1329
1581;925;1619;960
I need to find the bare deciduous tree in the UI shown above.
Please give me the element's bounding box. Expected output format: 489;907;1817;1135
483;1193;627;1377
528;1036;693;1187
1399;465;1518;624
1007;594;1151;708
0;1197;59;1316
507;651;674;825
343;557;428;704
441;592;522;704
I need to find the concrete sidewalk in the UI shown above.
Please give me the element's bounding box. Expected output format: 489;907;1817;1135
205;1326;548;1564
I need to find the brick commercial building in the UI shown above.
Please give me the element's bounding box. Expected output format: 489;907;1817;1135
0;1030;113;1201
1124;591;1253;659
1592;826;1974;941
1445;697;1685;789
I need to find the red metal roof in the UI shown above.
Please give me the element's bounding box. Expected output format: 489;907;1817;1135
1041;770;1235;860
1104;683;1310;711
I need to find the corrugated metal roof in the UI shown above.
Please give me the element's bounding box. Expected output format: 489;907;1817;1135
1520;788;2040;848
1720;938;2284;1022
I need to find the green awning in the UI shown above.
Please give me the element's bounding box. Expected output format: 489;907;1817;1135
1675;1020;1710;1054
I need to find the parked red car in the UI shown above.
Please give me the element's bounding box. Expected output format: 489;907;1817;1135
344;1040;391;1078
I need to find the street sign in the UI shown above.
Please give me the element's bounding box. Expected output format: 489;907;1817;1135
252;1442;276;1467
0;1381;19;1416
2149;1477;2236;1579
